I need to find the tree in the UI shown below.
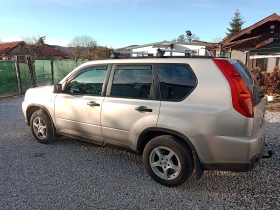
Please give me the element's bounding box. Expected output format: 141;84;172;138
264;66;280;95
68;35;97;60
212;36;224;43
22;35;45;45
226;9;245;37
93;46;112;59
68;35;97;48
251;67;265;86
21;36;51;60
172;34;200;42
173;35;186;42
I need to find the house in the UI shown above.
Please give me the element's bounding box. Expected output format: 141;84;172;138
0;41;25;60
41;48;67;60
196;13;280;72
221;13;280;72
121;41;209;57
0;41;67;60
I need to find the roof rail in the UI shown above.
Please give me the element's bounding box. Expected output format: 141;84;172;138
110;49;213;59
103;56;213;60
156;48;193;58
111;50;154;58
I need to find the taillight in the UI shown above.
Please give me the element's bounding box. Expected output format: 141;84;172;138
213;58;254;118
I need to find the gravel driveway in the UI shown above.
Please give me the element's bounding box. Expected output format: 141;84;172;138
0;96;279;209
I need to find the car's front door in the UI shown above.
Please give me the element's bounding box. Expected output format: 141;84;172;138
101;64;160;149
55;65;109;143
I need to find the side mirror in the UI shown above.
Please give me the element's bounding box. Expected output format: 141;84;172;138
53;84;62;93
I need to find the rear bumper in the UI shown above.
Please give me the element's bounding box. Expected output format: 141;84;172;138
190;121;266;172
203;140;265;172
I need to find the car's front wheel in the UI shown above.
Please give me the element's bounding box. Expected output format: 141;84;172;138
143;135;194;187
30;110;55;144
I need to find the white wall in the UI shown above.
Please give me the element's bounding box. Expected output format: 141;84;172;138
131;44;206;57
231;50;246;64
174;44;206;56
131;46;159;56
267;57;277;72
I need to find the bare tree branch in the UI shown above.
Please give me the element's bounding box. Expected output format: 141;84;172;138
68;35;97;47
67;35;97;60
20;36;50;60
172;34;200;42
212;36;224;43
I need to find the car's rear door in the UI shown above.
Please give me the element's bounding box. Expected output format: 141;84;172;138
101;64;160;149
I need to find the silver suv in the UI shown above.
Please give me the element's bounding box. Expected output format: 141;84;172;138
22;56;266;187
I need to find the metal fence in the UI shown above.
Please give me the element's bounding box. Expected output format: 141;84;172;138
0;57;87;96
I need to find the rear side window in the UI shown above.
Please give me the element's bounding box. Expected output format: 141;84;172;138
111;65;154;99
232;61;261;106
158;64;197;100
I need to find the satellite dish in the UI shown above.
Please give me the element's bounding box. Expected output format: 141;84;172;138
186;30;192;36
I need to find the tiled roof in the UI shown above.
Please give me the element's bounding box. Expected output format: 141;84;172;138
0;41;23;55
42;47;66;57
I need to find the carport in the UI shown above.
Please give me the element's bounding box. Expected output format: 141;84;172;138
249;39;280;72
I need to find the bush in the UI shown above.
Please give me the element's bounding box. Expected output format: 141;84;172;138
251;67;265;86
264;66;280;95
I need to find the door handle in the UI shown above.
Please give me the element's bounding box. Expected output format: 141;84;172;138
135;106;152;112
87;101;100;106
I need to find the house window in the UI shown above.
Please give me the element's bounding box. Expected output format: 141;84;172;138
256;58;268;71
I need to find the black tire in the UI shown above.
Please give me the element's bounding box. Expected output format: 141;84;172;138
30;110;55;144
143;135;194;187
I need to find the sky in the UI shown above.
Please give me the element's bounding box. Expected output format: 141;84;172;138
0;0;279;48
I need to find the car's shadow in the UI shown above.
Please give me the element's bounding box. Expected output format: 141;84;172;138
41;120;279;193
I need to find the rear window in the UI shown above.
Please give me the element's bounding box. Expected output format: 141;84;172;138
232;61;261;106
157;64;197;100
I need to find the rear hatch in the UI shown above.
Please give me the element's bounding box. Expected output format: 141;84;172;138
230;60;265;134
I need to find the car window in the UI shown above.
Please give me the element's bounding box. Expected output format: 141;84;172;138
111;65;153;99
66;66;107;95
158;64;197;100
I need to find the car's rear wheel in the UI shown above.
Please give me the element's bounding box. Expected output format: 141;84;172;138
143;135;194;187
30;110;55;144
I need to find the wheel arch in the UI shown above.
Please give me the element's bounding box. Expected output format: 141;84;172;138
136;127;196;155
137;127;205;179
27;104;59;139
26;104;53;126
